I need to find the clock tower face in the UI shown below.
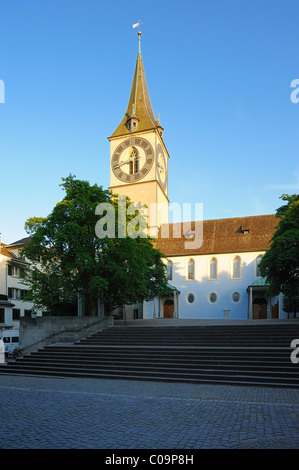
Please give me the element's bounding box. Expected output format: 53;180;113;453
111;137;154;183
156;143;167;192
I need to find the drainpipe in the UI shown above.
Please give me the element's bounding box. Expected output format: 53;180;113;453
153;297;156;319
267;295;271;320
174;291;178;318
249;287;253;320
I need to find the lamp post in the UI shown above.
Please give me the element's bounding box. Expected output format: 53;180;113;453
77;288;84;316
31;310;37;325
31;310;37;320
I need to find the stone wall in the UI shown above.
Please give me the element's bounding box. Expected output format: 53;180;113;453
19;315;114;354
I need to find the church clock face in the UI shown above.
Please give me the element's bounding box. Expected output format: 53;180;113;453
156;143;167;191
112;137;154;183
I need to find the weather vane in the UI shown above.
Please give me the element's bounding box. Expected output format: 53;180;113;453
132;20;143;30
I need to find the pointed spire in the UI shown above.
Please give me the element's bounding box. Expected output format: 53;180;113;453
109;32;162;138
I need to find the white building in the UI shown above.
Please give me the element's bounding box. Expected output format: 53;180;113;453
143;215;284;320
108;32;286;321
0;33;288;325
0;237;42;334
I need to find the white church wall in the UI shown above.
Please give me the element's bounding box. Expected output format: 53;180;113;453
145;251;271;320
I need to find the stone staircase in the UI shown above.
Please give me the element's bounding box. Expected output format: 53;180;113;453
1;323;299;388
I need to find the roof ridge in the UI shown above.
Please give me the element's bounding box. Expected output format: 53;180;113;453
6;237;30;246
161;214;276;226
157;214;278;256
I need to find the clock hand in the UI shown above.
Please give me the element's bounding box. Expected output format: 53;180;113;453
115;154;141;169
114;159;131;169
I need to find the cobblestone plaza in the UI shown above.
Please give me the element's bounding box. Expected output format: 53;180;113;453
1;374;299;450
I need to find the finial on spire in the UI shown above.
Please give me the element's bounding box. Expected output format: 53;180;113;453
132;20;143;53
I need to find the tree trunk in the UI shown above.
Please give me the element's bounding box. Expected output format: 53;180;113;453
90;299;98;316
104;300;115;316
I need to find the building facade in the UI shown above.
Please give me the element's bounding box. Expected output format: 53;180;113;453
0;238;42;340
108;32;286;321
0;33;288;326
150;216;283;320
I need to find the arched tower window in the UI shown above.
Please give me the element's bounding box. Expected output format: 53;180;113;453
129;147;139;174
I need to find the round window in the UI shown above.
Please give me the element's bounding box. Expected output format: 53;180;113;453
187;293;195;304
232;291;241;303
209;292;217;303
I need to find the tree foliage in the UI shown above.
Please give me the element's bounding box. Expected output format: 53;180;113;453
22;175;169;316
259;193;299;316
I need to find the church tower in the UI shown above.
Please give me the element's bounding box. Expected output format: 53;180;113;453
108;31;169;233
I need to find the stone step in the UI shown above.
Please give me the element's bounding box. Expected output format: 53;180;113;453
9;358;297;375
1;324;299;387
1;363;298;388
27;351;292;363
2;357;298;377
78;340;293;346
86;327;298;332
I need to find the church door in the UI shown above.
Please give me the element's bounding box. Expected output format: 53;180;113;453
253;298;267;319
164;300;174;318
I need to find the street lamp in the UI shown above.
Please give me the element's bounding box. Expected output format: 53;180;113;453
31;310;37;320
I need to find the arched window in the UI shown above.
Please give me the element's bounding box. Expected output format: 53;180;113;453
256;255;263;277
129;147;139;174
187;259;194;280
166;261;173;281
209;258;217;279
232;256;241;279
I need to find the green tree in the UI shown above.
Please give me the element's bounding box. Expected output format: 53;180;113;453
259;194;299;317
22;175;169;316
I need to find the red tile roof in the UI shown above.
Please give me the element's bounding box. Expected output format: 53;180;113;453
156;214;278;257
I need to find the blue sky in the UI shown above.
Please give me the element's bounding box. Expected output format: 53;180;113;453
0;0;298;244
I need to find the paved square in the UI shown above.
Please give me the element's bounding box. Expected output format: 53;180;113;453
1;374;299;449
